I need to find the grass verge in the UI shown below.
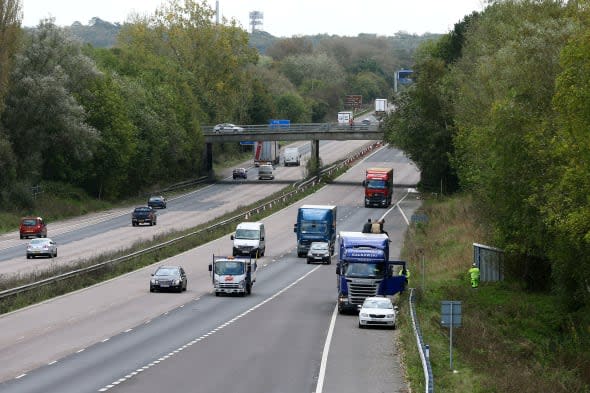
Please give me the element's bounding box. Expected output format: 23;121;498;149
397;194;590;393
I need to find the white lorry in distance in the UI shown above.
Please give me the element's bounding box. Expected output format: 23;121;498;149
375;98;387;114
284;147;301;166
338;111;354;125
208;255;256;296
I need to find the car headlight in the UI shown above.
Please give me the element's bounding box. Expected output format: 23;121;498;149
360;313;369;318
174;279;180;285
385;313;394;318
214;279;219;286
150;279;156;284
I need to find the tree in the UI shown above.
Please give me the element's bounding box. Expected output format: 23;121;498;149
0;0;22;113
2;19;100;184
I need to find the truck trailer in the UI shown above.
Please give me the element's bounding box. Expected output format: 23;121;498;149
336;231;407;313
294;205;337;257
208;255;257;296
254;141;279;167
375;98;387;115
363;167;394;207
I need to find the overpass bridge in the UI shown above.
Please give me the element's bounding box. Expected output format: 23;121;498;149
202;123;385;175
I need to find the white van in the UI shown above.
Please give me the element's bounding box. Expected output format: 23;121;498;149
231;222;266;257
284;147;301;166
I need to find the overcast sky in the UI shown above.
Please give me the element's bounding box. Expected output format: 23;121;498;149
21;0;488;37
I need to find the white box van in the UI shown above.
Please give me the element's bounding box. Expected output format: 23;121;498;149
284;147;300;166
231;222;266;257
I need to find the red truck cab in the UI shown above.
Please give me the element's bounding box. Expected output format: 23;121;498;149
364;168;394;207
20;216;48;239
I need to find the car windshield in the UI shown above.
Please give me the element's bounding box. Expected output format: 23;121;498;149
363;299;393;309
310;243;328;251
155;268;179;276
135;207;150;212
367;180;387;189
344;263;383;278
30;239;47;245
235;229;259;239
215;261;244;275
149;197;162;202
22;219;37;226
300;222;327;234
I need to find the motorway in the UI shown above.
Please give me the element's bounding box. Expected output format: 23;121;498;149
0;137;420;393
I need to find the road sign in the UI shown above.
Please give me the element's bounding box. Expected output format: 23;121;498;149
441;301;462;327
240;141;255;145
269;119;290;129
344;95;362;108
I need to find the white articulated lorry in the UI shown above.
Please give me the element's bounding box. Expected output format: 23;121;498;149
284;147;301;166
208;255;257;296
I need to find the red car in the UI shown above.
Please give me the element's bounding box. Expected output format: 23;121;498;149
20;217;47;239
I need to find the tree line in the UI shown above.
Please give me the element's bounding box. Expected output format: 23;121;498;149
0;0;429;207
386;0;590;311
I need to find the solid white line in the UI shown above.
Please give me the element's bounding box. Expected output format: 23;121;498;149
315;304;338;393
98;265;321;392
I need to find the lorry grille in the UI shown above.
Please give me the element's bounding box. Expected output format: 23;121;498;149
346;280;378;305
219;283;241;289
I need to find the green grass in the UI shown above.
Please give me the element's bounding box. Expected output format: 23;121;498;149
397;194;590;393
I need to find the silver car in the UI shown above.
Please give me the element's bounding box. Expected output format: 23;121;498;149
26;238;57;259
213;123;244;133
307;241;331;264
358;296;398;329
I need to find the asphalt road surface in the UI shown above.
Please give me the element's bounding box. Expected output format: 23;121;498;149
0;144;420;393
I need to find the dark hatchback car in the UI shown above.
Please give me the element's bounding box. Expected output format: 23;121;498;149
233;168;247;180
147;195;167;209
150;265;187;292
131;206;157;226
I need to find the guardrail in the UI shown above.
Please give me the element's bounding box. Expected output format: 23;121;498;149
409;288;435;393
202;122;380;134
0;142;382;301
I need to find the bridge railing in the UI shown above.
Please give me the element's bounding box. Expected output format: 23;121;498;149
202;122;378;134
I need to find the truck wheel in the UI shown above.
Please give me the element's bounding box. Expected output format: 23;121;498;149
246;283;251;295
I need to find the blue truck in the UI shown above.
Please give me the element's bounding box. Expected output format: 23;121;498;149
294;205;337;257
336;231;407;313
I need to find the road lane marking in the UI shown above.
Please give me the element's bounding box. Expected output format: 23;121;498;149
315;304;338;393
97;265;321;391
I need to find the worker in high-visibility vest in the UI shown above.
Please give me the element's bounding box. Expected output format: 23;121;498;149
399;266;410;285
468;263;480;288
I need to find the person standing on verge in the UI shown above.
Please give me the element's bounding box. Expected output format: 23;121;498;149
468;263;480;288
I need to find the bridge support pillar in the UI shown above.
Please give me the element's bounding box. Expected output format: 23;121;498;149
310;139;320;176
205;143;214;179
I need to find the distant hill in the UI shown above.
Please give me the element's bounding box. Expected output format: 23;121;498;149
62;18;441;59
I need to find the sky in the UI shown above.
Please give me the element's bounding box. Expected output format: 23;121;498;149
21;0;488;37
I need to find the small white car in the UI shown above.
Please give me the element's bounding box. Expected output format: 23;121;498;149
213;123;244;133
358;296;398;329
26;238;57;259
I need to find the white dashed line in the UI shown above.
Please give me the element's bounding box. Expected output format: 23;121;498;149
97;266;321;392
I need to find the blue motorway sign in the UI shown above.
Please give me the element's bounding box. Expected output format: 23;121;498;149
269;119;290;129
